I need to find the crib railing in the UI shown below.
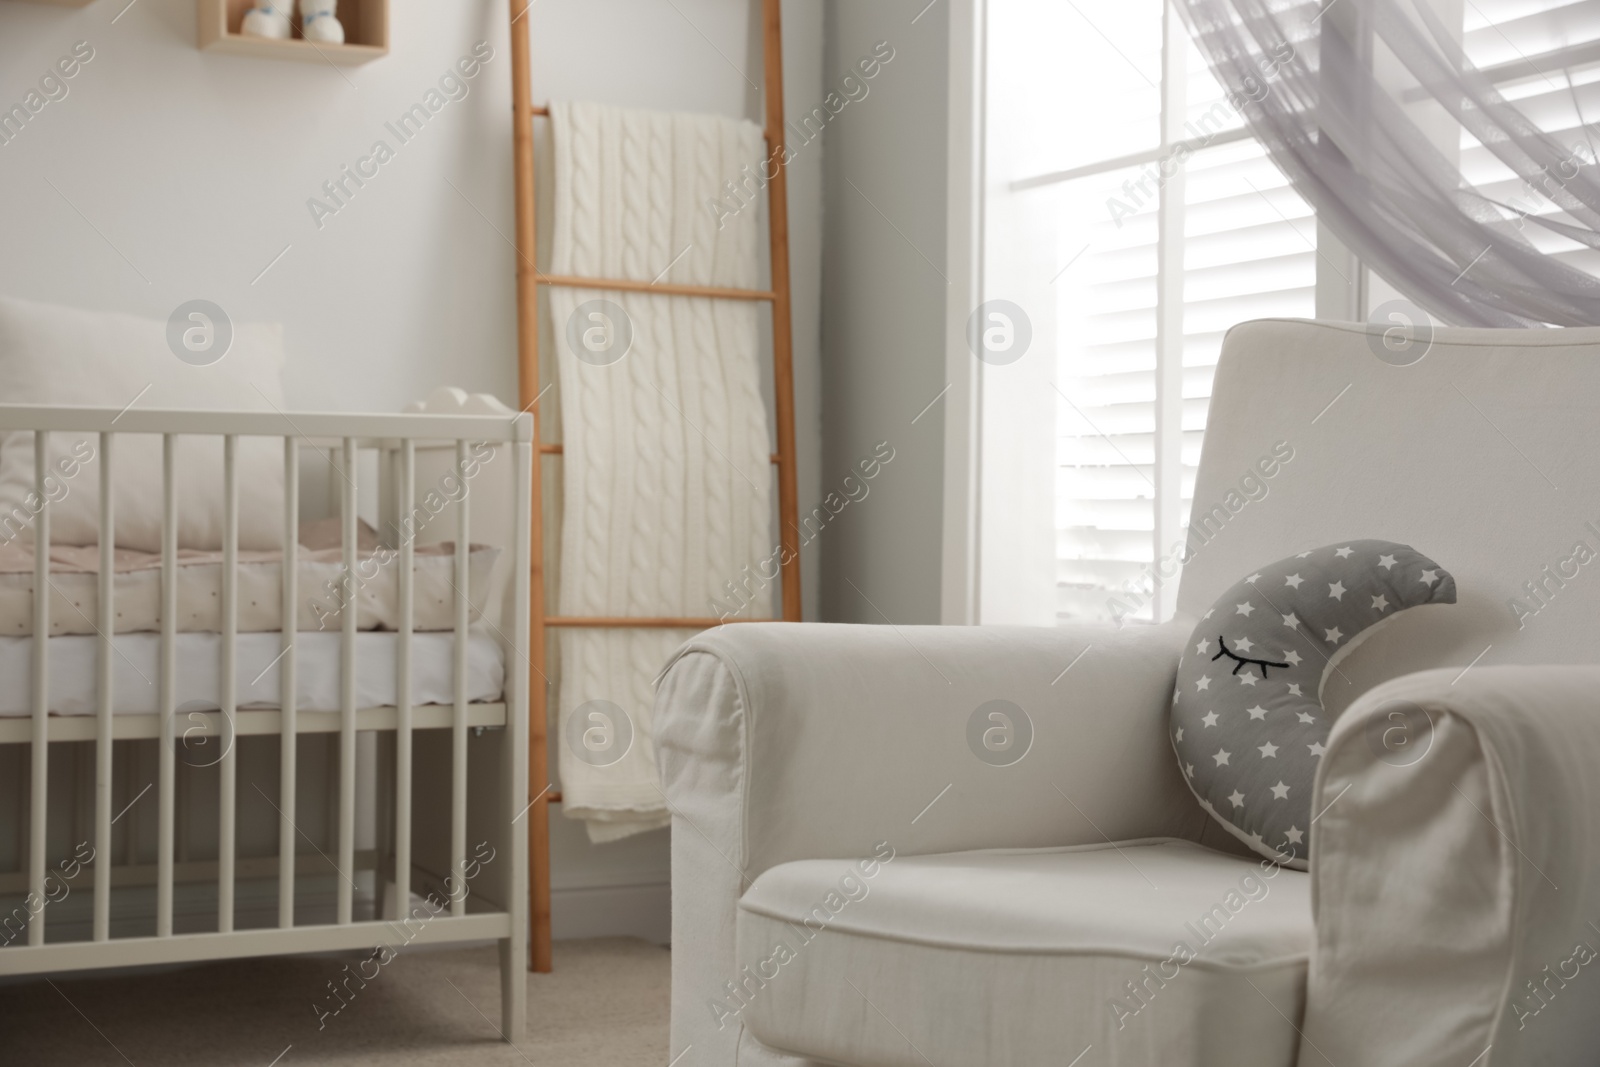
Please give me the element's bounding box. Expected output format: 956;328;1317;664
0;405;531;1033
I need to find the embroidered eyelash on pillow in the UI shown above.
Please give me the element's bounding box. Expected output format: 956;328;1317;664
1170;539;1456;870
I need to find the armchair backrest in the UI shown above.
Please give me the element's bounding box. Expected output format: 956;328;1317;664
1179;318;1600;712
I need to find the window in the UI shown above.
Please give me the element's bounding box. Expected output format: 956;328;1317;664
979;0;1322;625
953;0;1600;626
1461;0;1600;283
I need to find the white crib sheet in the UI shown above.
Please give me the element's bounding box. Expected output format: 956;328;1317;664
0;631;505;716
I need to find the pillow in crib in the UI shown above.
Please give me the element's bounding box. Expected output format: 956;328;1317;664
0;295;287;552
1170;539;1456;869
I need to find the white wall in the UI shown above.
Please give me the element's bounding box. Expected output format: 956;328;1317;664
817;0;947;624
0;0;823;941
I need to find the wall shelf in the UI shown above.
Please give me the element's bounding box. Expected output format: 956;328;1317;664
198;0;388;65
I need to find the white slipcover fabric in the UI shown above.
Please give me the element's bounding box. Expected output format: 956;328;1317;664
1301;665;1600;1066
1178;320;1600;716
654;620;1222;1067
736;841;1309;1067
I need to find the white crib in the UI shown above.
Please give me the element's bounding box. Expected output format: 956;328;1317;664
0;403;531;1041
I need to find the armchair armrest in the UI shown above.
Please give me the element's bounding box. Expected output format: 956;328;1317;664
656;620;1203;875
1301;666;1600;1067
653;620;1206;1064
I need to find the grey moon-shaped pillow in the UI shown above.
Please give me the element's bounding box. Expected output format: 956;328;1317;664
1171;540;1456;869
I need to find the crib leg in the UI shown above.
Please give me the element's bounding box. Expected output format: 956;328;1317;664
500;935;527;1042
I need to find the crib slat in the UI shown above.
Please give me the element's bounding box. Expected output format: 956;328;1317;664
338;437;357;924
219;436;238;932
94;432;113;941
394;441;414;920
452;440;469;918
158;436;177;936
506;431;532;1013
28;432;50;946
279;438;298;928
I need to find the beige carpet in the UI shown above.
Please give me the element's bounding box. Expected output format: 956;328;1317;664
0;937;670;1066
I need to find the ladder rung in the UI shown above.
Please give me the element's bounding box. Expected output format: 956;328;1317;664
528;105;778;147
544;616;776;628
538;273;775;302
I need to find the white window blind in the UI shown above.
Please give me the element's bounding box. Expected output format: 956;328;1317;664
1463;0;1600;283
987;0;1317;625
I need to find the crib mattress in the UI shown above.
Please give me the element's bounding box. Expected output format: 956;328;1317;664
0;631;504;716
0;519;498;637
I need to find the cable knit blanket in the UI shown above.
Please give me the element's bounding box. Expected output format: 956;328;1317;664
550;101;774;843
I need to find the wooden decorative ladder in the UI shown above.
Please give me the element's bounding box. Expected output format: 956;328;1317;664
506;0;803;973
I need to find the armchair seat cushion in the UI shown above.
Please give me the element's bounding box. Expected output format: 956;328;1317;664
733;839;1311;1067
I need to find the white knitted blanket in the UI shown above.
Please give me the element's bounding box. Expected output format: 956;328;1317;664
550;101;774;842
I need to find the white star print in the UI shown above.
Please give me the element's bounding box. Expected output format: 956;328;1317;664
1284;650;1302;666
1371;595;1390;611
1235;637;1254;652
1335;546;1353;558
1296;551;1312;558
1328;581;1346;600
1308;741;1326;757
1246;705;1268;720
1259;741;1279;758
1284;573;1304;589
1185;763;1195;778
1195;639;1211;655
1246;573;1262;584
1203;608;1214;619
1202;711;1219;728
1287;683;1303;697
1196;676;1211;692
1419;569;1440;586
1213;749;1232;766
1236;601;1256;617
1228;790;1246;808
1297;711;1315;724
1271;781;1290;800
1175;728;1184;742
1378;554;1397;570
1249;831;1265;848
1238;673;1257;686
1284;826;1304;844
1282;613;1300;628
1324;627;1344;644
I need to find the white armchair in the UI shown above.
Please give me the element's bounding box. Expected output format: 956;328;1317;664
655;319;1600;1066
